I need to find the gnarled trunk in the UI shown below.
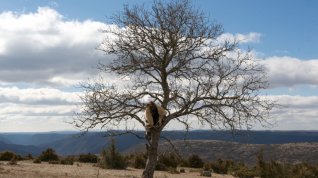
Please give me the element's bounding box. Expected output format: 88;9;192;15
142;129;161;178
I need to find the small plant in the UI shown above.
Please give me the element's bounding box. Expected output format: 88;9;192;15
60;156;74;165
99;139;127;169
39;148;59;162
203;162;212;171
210;159;234;174
188;154;204;168
0;151;16;161
78;153;98;163
48;160;60;164
133;153;147;169
155;153;179;171
231;163;257;178
167;167;180;174
8;155;18;165
33;158;41;164
27;154;33;160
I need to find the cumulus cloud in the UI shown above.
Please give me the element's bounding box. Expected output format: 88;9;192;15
0;87;80;105
0;7;317;131
218;32;261;44
0;7;109;86
261;56;318;88
164;95;318;130
265;95;318;130
0;115;76;132
0;86;80;132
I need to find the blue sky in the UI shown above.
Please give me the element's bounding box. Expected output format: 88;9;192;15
1;0;317;59
0;0;317;131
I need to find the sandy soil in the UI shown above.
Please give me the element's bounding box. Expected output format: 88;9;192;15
0;161;234;178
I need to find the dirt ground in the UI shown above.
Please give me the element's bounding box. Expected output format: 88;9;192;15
0;161;234;178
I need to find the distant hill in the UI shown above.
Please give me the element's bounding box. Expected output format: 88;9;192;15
0;132;74;146
161;130;318;144
158;140;318;165
127;140;318;165
44;132;144;155
1;130;318;157
0;141;42;155
0;136;11;144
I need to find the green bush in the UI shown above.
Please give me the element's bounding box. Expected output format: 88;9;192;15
133;153;147;169
78;153;98;163
292;163;318;178
210;159;234;174
188;154;204;168
39;148;59;162
27;154;33;160
33;158;41;164
155;153;179;171
8;155;18;165
253;151;318;178
0;151;16;161
48;160;59;164
179;158;190;167
203;162;212;171
99;139;127;169
231;163;257;178
60;156;74;165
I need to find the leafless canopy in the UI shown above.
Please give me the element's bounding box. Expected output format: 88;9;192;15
74;0;274;133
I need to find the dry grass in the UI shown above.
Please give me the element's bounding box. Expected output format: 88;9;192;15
0;161;234;178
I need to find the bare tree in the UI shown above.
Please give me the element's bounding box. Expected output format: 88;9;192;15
74;0;274;177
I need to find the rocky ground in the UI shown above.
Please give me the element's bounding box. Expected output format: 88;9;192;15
0;161;234;178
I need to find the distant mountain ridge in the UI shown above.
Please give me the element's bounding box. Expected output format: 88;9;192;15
157;140;318;165
1;130;318;157
0;140;42;155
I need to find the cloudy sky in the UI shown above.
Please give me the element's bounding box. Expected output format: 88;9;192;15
0;0;317;132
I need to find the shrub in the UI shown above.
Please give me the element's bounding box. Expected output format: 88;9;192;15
0;151;16;161
231;163;257;178
253;151;318;178
210;159;234;174
48;160;59;164
39;148;59;162
99;139;127;169
8;155;18;165
167;167;180;174
292;163;318;178
179;158;190;167
188;154;204;168
133;153;147;169
203;162;212;171
60;156;74;165
27;154;33;160
155;161;167;171
33;159;41;164
156;153;179;170
78;153;98;163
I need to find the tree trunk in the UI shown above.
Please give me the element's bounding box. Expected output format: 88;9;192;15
142;129;161;178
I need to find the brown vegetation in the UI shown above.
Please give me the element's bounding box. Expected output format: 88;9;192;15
0;160;234;178
154;140;318;165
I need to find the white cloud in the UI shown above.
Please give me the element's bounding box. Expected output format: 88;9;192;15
218;32;261;44
0;7;109;86
0;87;80;105
0;115;76;132
255;95;318;130
0;7;317;131
0;86;80;132
261;56;318;88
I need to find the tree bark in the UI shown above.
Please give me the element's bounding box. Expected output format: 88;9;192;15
142;129;161;178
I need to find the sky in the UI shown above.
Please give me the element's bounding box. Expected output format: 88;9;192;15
0;0;317;132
